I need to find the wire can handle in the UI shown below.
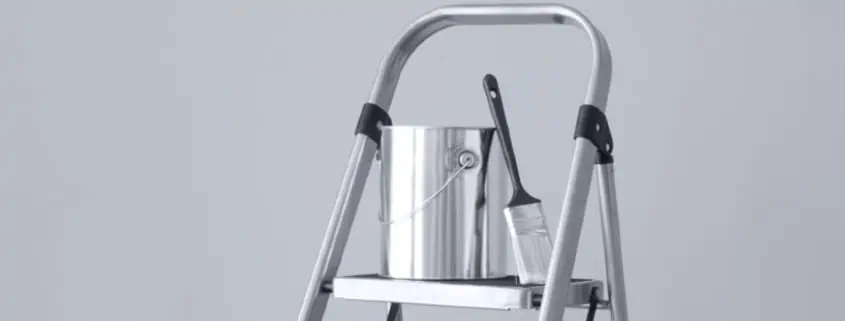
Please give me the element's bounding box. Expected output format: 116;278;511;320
379;150;478;225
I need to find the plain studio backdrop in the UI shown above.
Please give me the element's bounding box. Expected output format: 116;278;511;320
2;0;844;320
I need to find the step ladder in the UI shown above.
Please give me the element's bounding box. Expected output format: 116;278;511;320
296;3;627;321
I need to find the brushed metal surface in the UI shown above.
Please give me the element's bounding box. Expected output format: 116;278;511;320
379;126;508;280
367;4;612;109
331;274;603;311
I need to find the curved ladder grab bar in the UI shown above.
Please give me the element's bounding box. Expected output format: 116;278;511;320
298;4;616;321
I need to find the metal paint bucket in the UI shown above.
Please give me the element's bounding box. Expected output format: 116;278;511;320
378;126;508;280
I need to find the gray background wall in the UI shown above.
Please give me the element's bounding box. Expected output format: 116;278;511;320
2;0;844;320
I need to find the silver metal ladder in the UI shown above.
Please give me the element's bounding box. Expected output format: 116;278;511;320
296;3;627;321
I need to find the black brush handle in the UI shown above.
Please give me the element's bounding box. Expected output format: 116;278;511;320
483;74;540;206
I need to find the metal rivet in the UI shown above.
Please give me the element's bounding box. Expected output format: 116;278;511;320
458;150;478;169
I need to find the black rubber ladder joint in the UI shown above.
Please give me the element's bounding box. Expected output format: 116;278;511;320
355;103;392;147
573;104;614;164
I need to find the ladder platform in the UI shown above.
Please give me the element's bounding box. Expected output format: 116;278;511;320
324;274;604;311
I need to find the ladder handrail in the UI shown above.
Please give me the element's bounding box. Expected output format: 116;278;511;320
367;3;612;112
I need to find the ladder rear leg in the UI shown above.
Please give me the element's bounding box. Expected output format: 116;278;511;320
386;303;402;321
597;164;628;321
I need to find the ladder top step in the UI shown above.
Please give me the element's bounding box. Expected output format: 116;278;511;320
325;274;604;311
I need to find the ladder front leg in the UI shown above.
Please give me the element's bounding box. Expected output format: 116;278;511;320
538;139;598;321
297;136;379;321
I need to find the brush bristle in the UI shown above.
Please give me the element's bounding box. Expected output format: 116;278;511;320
504;203;553;285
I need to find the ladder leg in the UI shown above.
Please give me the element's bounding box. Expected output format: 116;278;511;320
297;136;379;321
386;303;402;321
539;140;598;321
596;164;629;321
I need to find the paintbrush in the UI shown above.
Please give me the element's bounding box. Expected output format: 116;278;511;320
483;74;553;285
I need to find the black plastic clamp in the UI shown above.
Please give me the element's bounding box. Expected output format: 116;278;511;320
355;103;392;147
573;104;614;164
